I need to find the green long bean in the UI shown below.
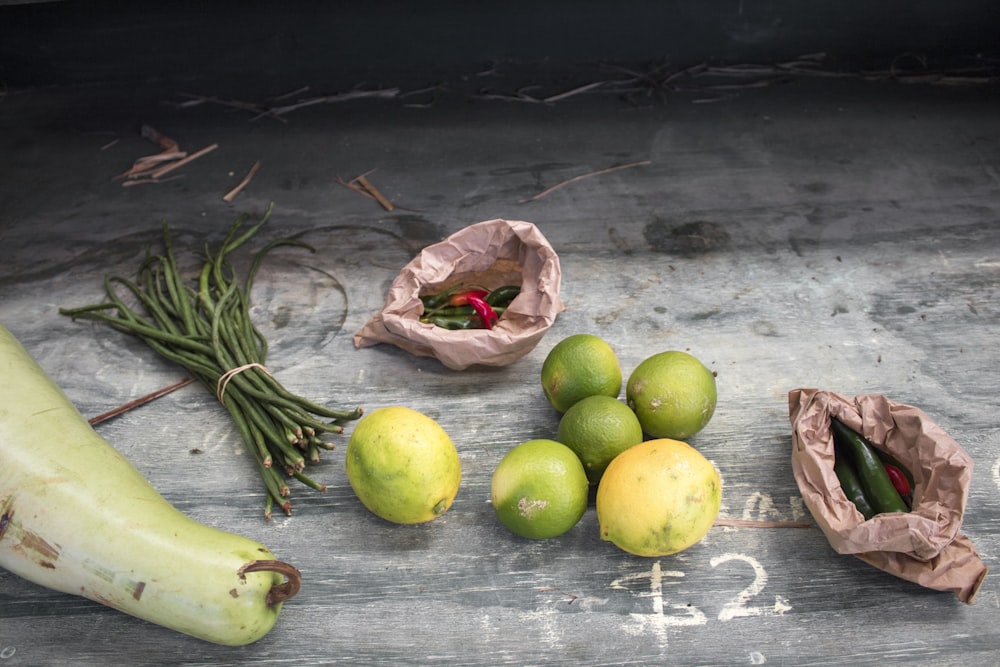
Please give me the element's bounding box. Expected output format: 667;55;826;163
60;203;362;519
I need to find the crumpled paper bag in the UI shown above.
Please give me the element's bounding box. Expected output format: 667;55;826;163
354;219;563;370
788;388;988;603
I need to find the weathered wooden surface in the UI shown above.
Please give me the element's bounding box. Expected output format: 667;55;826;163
1;72;999;666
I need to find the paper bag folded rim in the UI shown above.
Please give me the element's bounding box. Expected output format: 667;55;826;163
788;388;987;603
353;219;563;370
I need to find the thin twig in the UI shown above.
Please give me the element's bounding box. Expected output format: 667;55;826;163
114;125;186;180
519;159;651;203
223;160;262;202
148;143;218;179
335;176;372;198
542;80;608;103
140;124;179;152
354;174;395;211
538;587;579;604
714;518;813;529
261;88;401;119
336;170;396;210
121;175;185;187
271;86;311;101
88;377;196;426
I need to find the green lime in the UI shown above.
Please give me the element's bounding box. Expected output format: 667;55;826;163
625;350;717;439
491;439;589;540
557;395;644;484
540;334;622;413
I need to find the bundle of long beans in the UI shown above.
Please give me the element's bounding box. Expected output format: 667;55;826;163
60;205;363;519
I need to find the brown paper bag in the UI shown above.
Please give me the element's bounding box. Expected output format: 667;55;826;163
788;388;988;603
354;219;563;370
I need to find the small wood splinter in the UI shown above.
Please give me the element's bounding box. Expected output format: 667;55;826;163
88;377;195;426
223;160;262;202
336;171;395;211
520;160;652;203
115;124;218;186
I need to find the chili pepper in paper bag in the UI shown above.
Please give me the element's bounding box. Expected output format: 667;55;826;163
789;388;988;604
830;418;910;516
419;285;520;330
354;219;562;370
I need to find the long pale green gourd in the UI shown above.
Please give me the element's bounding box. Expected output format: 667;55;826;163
0;323;300;645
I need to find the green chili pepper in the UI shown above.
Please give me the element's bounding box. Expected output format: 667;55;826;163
485;285;521;307
424;305;476;318
428;316;479;330
419;284;464;310
833;455;876;520
420;305;506;322
830;418;910;515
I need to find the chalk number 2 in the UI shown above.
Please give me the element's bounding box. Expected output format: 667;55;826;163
611;552;791;624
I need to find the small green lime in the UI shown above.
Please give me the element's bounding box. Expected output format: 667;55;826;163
491;439;589;540
557;395;644;484
626;350;717;439
541;334;622;413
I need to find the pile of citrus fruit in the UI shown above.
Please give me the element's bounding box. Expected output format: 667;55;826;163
341;332;721;559
492;333;722;557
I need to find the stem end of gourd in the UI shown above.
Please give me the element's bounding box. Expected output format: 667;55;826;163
239;559;302;607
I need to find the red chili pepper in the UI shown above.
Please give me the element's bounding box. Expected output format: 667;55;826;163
466;295;499;329
883;462;912;499
448;289;489;307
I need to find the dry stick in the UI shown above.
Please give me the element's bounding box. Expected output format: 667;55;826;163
141;124;179;152
114;125;186;180
335;176;371;198
223;160;262;202
116;152;189;180
542;80;608;103
88;377;196;426
354;174;395;211
271;86;311;101
714;518;814;529
262;88;401;119
133;151;187;165
148;143;218;179
519;159;652;203
174;89;401;122
121;175;184;188
175;92;278;118
336;169;393;208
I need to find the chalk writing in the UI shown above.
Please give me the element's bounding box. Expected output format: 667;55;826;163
711;553;792;620
742;491;807;523
992;455;1000;493
610;551;792;641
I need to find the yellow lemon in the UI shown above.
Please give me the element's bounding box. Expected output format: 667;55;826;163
491;439;589;540
596;438;721;557
557;395;644;484
346;406;461;524
541;333;622;413
625;350;717;439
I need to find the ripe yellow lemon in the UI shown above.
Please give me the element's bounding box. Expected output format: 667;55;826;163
596;438;721;557
491;439;589;540
346;406;461;524
541;333;622;413
556;395;644;484
625;350;717;439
